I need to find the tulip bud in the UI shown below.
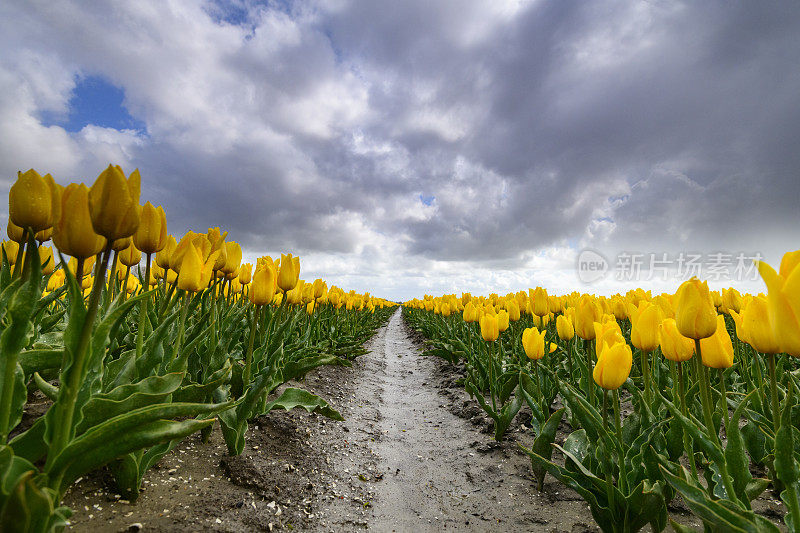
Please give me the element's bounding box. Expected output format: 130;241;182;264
575;295;602;340
497;310;510;332
629;302;663;353
39;245;55;275
556;315;574;341
9;169;58;232
313;279;327;299
757;254;800;357
52;183;107;260
111;236;132;252
88;165;141;240
177;242;204;292
239;263;253;285
593;341;632;390
529;287;549;317
674;277;718;340
277;253;300;292
480;314;499;342
522;327;547;360
7;220;26;243
741;296;780;354
119;242;142;267
249;264;276;306
2;240;20;265
659;319;695;362
222;241;242;276
134;202;168;254
506;300;521;321
156;235;177;270
699;315;734;368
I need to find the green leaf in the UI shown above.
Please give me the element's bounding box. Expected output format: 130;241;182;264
32;373;58;402
529;408;565;489
18;349;62;377
725;389;758;504
281;354;350;383
263;387;343;421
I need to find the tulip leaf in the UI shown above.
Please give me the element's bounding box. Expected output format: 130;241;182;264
262;387;343;421
32;373;58;402
656;390;725;466
281;354;351;383
18;349;62;377
528;407;565;489
660;465;780;533
725;389;758;504
775;381;800;531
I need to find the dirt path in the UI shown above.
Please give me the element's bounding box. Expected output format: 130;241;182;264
64;309;611;532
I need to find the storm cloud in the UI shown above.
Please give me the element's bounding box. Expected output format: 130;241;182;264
1;0;798;300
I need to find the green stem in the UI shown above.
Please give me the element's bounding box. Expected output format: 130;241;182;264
243;305;262;389
677;362;699;480
767;353;780;436
108;249;119;300
586;338;596;408
612;389;627;494
640;349;651;407
170;292;191;363
135;254;152;360
46;247;111;472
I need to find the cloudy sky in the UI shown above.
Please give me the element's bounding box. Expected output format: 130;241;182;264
2;0;798;301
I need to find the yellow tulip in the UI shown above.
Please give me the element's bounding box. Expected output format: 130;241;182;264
88;165;141;240
134;202;168;254
556;315;574;341
2;240;19;265
629;302;663;353
156;235;177;270
699;315;734;368
177;242;204;292
277;253;300;292
522;327;547;360
593;341;632;390
222;241;242;276
239;263;253;285
721;288;743;314
9;169;60;232
35;227;53;243
575;295;602;340
659;318;695;362
39;246;55;275
497;310;510;332
741;296;781;354
171;232;200;273
441;303;451;317
110;236;132;252
249;265;276;306
530;287;549;317
119;242;141;267
593;320;624;360
757;253;800;356
52;183;107;260
7;220;25;243
480;314;499;342
674;277;717;340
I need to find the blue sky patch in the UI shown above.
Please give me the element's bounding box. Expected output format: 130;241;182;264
41;75;145;133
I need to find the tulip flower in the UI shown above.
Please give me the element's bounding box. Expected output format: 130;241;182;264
222;241;242;276
277;253;300;292
239;263;253;285
39;246;55;275
9;169;60;232
134;202;168;254
674;277;717;340
629;302;663;353
119;242;141;268
659;319;695;363
530;287;549;317
506;299;520;321
556;315;574;341
249;265;276;306
575;295;602;340
88;165;141;241
52;183;107;260
698;315;733;369
2;240;19;265
757;253;800;357
156;235;177;270
480;314;499;342
497;310;510;332
177;242;204;292
741;296;780;355
7;220;25;243
522;327;547;360
312;279;327;299
593;341;632;390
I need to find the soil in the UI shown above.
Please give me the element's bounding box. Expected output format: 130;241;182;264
62;309;787;532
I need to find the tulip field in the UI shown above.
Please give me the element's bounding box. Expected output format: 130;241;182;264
404;269;800;532
0;167;396;531
1;164;799;532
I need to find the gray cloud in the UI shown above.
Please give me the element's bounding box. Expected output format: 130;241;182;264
1;0;799;300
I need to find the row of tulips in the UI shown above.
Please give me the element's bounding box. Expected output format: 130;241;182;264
0;166;396;532
403;252;800;532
